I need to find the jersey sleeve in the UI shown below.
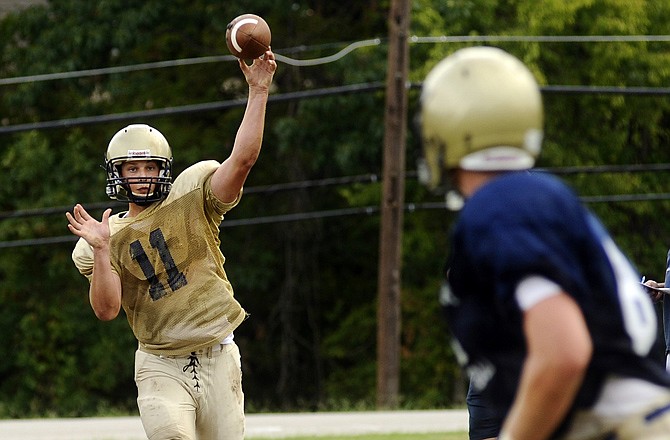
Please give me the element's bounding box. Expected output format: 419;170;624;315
170;160;242;218
72;237;94;281
204;175;242;217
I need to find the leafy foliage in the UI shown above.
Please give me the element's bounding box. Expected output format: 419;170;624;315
1;0;670;417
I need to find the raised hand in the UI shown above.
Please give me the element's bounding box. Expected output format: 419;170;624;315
66;204;112;250
238;48;276;92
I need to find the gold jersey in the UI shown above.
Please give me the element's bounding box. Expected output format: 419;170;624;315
72;160;246;356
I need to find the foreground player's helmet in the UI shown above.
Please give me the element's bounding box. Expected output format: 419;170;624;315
418;46;544;191
105;124;173;205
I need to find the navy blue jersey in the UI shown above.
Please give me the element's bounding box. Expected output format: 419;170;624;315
444;171;670;435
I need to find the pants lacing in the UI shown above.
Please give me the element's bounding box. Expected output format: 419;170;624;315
183;352;201;392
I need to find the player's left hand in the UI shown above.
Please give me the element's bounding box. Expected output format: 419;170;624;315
65;204;112;250
239;48;276;92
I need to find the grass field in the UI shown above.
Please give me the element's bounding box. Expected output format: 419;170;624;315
252;433;469;440
0;410;469;440
88;433;469;440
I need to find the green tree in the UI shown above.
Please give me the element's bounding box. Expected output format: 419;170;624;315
2;0;670;417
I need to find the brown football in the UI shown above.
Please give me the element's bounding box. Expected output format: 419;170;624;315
225;14;271;60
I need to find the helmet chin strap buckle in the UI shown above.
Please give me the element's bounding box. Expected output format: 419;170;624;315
445;190;465;211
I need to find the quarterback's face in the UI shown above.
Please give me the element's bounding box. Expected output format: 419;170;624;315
121;160;160;197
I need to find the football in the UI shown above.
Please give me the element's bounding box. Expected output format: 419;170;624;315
225;14;271;60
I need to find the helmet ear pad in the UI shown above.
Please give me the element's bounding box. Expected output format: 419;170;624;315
104;124;173;204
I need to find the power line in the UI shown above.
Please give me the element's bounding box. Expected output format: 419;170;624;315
244;173;379;194
275;39;382;66
4;192;670;249
0;54;237;86
580;193;670;203
0;40;385;86
3;164;670;220
0;205;383;249
410;35;670;44
2;35;669;86
0;201;122;220
3;81;670;135
0;235;78;249
0;174;380;220
0;82;385;134
1;34;669;134
542;85;670;96
0;40;386;86
538;163;670;175
3;33;670;247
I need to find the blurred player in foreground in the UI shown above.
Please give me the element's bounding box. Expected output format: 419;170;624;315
66;49;276;440
419;46;670;440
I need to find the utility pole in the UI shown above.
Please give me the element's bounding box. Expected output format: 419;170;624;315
376;0;411;409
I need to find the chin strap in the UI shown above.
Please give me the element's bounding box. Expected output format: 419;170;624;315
445;190;465;211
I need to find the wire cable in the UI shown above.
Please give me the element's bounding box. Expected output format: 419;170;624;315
4;193;670;249
2;35;669;86
542;85;670;96
244;173;379;194
410;35;670;44
0;82;385;134
3;164;670;220
274;38;382;66
0;55;238;86
0;173;380;220
4;81;670;135
0;39;383;86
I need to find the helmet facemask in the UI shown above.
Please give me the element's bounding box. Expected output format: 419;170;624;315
414;113;465;211
105;156;172;205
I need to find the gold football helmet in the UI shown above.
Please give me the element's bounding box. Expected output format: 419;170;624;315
418;46;544;191
104;124;173;205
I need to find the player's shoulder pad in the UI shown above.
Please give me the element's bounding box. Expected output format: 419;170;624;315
167;160;221;200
